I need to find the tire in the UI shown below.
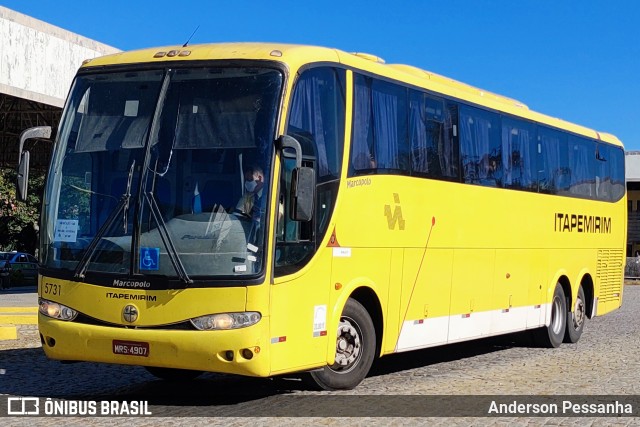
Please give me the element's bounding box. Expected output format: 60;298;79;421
144;366;202;381
309;298;376;390
564;285;586;343
533;283;566;348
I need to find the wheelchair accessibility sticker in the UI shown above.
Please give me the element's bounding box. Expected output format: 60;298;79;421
140;247;159;271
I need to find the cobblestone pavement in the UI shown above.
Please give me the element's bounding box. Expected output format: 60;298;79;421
1;286;639;426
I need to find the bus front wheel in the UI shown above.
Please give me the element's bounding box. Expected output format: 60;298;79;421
534;283;566;348
310;298;376;390
564;285;586;343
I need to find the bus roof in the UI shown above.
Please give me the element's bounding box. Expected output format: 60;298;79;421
81;42;623;148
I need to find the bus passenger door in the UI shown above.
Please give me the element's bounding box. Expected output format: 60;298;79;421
270;252;332;374
270;156;331;374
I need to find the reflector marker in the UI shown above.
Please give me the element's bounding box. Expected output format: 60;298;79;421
312;331;327;337
461;313;471;318
270;336;286;344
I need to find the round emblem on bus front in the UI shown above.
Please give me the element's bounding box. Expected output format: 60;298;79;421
123;304;138;323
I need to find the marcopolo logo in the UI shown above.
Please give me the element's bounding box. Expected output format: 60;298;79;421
112;279;151;288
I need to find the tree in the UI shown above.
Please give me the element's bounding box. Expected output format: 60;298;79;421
0;168;45;254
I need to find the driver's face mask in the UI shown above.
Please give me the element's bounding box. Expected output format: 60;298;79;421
245;180;258;193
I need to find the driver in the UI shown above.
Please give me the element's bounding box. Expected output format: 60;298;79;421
233;166;265;222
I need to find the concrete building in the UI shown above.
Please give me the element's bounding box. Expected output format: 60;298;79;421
625;151;640;257
0;6;119;169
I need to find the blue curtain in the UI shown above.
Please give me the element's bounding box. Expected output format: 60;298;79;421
352;78;373;170
460;106;493;183
569;138;594;197
372;87;399;169
409;93;428;173
289;75;330;177
501;122;534;189
540;131;561;191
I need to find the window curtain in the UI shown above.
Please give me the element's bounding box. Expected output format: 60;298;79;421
372;86;399;169
460;107;492;183
540;132;561;191
501;124;533;188
569;140;593;196
442;106;456;178
352;78;373;170
289;75;329;177
410;94;428;173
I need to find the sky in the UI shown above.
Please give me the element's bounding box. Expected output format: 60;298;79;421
3;0;640;149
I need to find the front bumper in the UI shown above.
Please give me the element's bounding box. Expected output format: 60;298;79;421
39;314;271;377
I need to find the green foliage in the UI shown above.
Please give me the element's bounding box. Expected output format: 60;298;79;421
59;174;91;233
0;167;44;253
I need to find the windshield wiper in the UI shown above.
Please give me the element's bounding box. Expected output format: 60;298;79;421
144;191;192;284
73;160;136;280
122;160;136;233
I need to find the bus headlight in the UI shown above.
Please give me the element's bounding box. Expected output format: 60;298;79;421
39;298;78;321
190;312;261;330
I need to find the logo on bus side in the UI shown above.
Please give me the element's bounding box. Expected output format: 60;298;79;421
554;213;611;233
384;193;405;230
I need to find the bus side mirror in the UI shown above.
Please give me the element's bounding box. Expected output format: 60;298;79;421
290;166;315;222
17;126;51;200
277;134;316;221
17;151;30;201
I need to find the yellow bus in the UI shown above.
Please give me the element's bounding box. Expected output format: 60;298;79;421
24;43;625;390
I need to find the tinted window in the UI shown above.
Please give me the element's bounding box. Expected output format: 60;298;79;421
345;75;623;203
609;145;626;201
568;136;595;198
350;75;409;175
277;67;346;275
538;127;569;194
288;67;346;182
459;105;501;186
501;117;537;191
409;92;458;179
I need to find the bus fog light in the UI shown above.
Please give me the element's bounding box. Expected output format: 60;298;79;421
190;312;261;330
39;298;77;321
241;348;254;360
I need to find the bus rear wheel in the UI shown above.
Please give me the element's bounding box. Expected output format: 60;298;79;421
564;285;586;343
533;283;566;348
310;298;376;390
145;366;202;381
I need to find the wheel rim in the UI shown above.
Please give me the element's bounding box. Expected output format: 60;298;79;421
551;294;564;335
572;295;586;330
330;315;362;373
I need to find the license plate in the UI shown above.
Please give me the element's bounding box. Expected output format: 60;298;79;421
113;340;149;357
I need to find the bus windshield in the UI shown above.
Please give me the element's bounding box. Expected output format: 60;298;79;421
41;66;283;282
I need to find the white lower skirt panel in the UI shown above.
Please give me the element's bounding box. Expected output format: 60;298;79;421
395;303;552;353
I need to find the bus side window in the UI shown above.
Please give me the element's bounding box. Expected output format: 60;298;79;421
459;105;501;187
349;75;409;176
275;67;346;275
